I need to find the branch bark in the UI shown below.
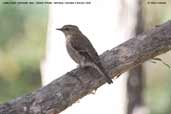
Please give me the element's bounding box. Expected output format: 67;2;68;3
0;20;171;114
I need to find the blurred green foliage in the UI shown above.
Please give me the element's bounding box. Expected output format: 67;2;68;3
143;0;171;114
143;0;171;29
0;0;48;103
145;58;171;114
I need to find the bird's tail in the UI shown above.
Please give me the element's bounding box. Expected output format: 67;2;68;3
92;63;113;84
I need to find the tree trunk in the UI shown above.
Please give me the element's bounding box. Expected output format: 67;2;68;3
127;0;145;114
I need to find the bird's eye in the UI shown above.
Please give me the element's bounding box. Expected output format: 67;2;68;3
64;28;69;31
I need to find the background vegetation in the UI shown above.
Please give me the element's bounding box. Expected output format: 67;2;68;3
0;0;170;114
143;0;171;114
0;0;48;102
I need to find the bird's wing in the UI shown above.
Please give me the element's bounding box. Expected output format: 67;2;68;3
70;35;100;65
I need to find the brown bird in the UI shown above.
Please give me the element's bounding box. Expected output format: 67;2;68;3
56;25;113;84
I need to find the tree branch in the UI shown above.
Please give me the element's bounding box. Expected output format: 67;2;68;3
0;20;171;114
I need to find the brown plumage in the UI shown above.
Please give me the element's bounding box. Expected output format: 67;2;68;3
56;25;113;84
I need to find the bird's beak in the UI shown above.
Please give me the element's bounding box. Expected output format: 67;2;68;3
56;28;63;31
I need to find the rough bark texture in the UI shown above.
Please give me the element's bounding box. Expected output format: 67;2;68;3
0;20;171;114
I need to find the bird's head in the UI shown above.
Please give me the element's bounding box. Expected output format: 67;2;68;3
56;25;81;37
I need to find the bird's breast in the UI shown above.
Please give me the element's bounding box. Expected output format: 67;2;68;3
65;34;72;42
